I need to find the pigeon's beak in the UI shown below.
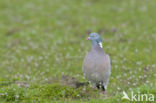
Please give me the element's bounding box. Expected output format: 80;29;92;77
87;37;90;40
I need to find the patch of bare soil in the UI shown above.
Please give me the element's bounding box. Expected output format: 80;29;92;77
45;74;89;88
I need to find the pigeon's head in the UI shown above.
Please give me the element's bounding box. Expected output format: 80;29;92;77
87;33;103;48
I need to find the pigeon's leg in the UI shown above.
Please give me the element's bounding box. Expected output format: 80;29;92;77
101;85;106;91
102;82;107;92
96;84;100;89
101;83;106;94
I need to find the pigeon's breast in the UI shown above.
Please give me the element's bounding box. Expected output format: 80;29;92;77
82;51;111;82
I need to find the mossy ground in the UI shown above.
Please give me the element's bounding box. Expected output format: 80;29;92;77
0;0;156;102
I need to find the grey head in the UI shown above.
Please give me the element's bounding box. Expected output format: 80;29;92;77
87;33;103;48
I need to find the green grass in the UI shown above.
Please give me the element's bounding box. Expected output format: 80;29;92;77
0;0;156;102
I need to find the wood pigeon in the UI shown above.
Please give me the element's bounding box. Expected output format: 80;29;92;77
82;33;111;91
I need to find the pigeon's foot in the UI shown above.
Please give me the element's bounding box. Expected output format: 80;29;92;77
102;90;106;94
102;85;106;91
96;84;100;89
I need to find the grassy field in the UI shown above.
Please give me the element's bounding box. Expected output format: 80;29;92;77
0;0;156;102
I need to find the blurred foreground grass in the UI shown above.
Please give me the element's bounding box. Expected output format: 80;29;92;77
0;0;156;102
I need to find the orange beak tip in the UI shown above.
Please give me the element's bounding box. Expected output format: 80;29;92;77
86;37;90;40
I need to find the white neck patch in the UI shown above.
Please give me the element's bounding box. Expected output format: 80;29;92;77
98;42;103;48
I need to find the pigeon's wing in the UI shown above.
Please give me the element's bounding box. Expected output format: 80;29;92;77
95;53;111;81
95;52;111;73
82;52;96;76
95;46;111;72
105;54;111;71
